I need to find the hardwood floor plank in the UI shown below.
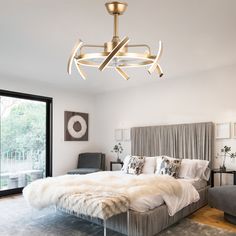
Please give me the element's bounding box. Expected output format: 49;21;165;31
189;205;236;232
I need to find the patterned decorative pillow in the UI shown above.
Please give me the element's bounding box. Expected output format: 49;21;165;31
127;156;145;175
158;157;182;178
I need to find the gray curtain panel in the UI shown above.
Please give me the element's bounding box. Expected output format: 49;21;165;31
131;122;214;164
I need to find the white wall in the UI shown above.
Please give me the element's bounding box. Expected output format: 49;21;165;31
94;64;236;180
2;64;236;184
0;75;97;176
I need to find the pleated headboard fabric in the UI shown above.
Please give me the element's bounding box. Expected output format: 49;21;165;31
131;122;215;164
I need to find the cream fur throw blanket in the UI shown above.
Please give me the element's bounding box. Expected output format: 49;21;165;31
23;171;199;216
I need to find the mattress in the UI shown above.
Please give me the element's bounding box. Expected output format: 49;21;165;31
179;178;207;190
110;172;206;213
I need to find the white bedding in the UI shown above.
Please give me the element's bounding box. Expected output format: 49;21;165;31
23;171;200;216
114;172;164;212
131;177;206;212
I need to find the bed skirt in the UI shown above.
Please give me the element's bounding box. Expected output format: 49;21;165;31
60;186;209;236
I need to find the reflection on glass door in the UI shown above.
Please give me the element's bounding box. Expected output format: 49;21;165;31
0;91;52;194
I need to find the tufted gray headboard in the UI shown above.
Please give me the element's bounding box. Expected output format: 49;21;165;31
131;122;214;165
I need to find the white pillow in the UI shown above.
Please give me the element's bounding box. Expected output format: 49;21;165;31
195;160;210;180
142;157;156;174
121;155;131;173
178;159;198;179
178;159;209;180
202;167;211;181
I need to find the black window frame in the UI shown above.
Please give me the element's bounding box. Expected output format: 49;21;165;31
0;89;53;196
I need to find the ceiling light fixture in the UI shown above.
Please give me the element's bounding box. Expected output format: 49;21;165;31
67;1;164;80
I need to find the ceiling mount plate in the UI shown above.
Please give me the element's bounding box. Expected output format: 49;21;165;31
105;1;128;15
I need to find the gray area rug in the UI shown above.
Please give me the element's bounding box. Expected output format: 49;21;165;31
0;196;235;236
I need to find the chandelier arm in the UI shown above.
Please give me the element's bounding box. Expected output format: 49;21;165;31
127;44;151;54
67;39;83;75
80;44;104;54
99;36;130;71
148;41;163;74
155;64;164;77
115;67;129;80
74;59;87;80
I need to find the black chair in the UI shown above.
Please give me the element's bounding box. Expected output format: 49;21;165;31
67;153;105;175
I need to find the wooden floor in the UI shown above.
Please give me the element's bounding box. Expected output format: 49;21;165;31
189;205;236;233
0;193;21;201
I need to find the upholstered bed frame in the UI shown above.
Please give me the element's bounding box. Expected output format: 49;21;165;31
76;186;208;236
66;122;215;236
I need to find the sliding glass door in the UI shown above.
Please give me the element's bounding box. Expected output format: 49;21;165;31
0;90;52;196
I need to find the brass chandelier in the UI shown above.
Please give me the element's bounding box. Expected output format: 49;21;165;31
67;1;163;80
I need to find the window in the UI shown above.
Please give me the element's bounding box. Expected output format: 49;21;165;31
0;89;52;196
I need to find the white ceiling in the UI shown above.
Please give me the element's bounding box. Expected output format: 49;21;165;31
0;0;236;94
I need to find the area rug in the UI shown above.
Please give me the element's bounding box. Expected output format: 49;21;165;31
0;196;235;236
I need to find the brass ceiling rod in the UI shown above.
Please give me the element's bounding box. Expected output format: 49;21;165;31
105;1;128;42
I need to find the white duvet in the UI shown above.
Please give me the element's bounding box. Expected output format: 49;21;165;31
23;171;199;216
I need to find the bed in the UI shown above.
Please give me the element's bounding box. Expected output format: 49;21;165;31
89;175;209;236
23;122;214;236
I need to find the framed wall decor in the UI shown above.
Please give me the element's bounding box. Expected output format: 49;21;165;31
232;122;236;139
114;129;123;141
215;122;230;139
123;128;130;141
64;111;88;141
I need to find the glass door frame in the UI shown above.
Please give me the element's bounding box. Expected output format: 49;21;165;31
0;89;53;196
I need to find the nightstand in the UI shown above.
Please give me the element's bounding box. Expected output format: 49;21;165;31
211;169;236;187
110;161;124;171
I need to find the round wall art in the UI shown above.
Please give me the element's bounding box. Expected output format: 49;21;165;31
64;111;88;141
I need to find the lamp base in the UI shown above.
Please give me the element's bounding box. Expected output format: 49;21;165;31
220;165;226;172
